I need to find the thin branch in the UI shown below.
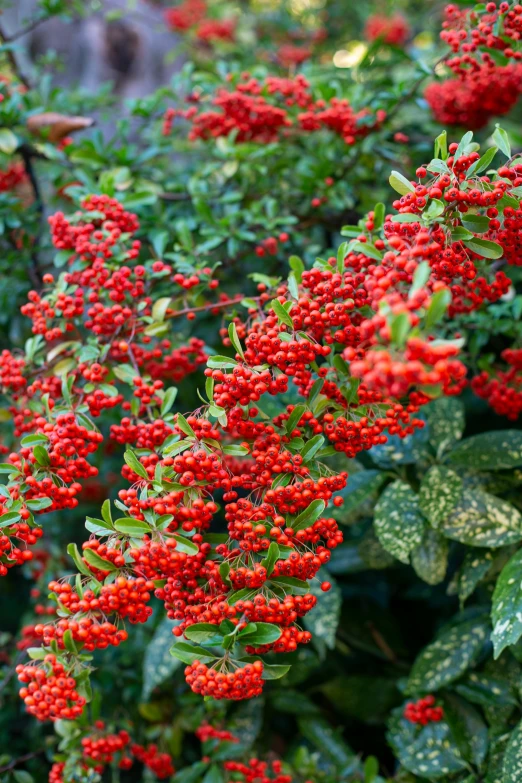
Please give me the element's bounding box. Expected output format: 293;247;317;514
1;15;50;42
0;23;32;89
0;750;46;775
18;143;44;288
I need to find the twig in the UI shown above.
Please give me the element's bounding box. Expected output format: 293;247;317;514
1;15;50;42
366;621;397;663
0;750;46;774
0;23;32;89
18;143;44;288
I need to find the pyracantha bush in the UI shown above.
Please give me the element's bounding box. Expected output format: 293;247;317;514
2;2;522;783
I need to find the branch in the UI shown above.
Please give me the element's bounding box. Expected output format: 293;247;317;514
1;15;50;42
0;750;46;775
0;23;32;89
18;143;44;288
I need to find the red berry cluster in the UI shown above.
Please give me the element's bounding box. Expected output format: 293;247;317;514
472;347;522;420
16;654;86;721
404;695;444;725
364;13;411;45
184;659;265;699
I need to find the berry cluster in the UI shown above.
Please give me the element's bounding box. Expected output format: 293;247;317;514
404;695;444;725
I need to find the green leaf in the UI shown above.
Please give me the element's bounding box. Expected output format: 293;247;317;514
285;404;306;435
406;616;490;694
450;550;494;606
292;499;325;532
447;430;522;470
239;622;281;646
443;693;488;767
350;241;383;261
259;662;290;680
142;618;182;700
388;712;467;779
170;534;199;555
207;355;238;370
373;202;385;230
461;214;491;234
425;289;451;328
419;466;462;528
332;470;387;518
434;130;448;160
271;299;294;329
228;322;245;360
0;128;18;154
300;434;325;463
26;497;52;511
152;297;171;322
170;641;218;665
85;516;113;534
161;387;178;416
502;718;522;782
83;547;118;572
411;528;449;586
269;576;310;594
114;517;151;537
260;542;279;577
410;261;431;297
374;481;425;564
425;397;464;455
390;312;410;347
463;237;503;259
466;146;497;177
298;716;356;768
455;672;517;708
303;572;341;649
123;450;149;480
289;255;304;282
389;170;414;195
491;549;522;658
67;543;92;577
454;131;474;162
442;489;522;547
33;445;50;466
185;623;224;644
202;764;224;783
13;771;34;783
493;125;511;158
176;413;197;438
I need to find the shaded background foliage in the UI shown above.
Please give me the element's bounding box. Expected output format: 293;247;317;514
1;1;522;782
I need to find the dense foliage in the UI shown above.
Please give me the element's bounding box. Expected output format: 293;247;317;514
2;0;522;781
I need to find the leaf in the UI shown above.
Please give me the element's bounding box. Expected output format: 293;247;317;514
123;450;149;480
425;397;464;455
176;413;196;438
289;255;304;282
185;623;224;644
455;672;517;708
67;543;92;577
387;712;467;779
491;549;522;658
33;445;50;466
461;214;492;234
502;718;522;782
260;542;279;577
206;355;238;370
493;125;511;158
300;434;325;462
269;576;310;594
303;571;341;649
161;387;178;416
373;202;385;230
390;312;410;347
411;528;449;585
0;128;18;154
410;261;431;297
259;662;290;680
239;622;282;646
26;497;52;511
85;516;113;535
170;534;199;555
152;297;172;322
450;550;494;606
170;641;218;665
374;481;425;564
464;237;503;259
466;146;497;177
202;764;224;783
447;430;522;470
298;716;356;769
349;241;383;261
83;547;118;572
425;289;451;328
114;517;151;537
443;693;488;767
454;131;474;162
406;616;490;694
333;470;387;518
389;170;414;195
285;404;306;435
442;489;522;547
112;363;139;384
419;466;462;528
270;299;294;329
228;322;245;360
292;499;325;532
